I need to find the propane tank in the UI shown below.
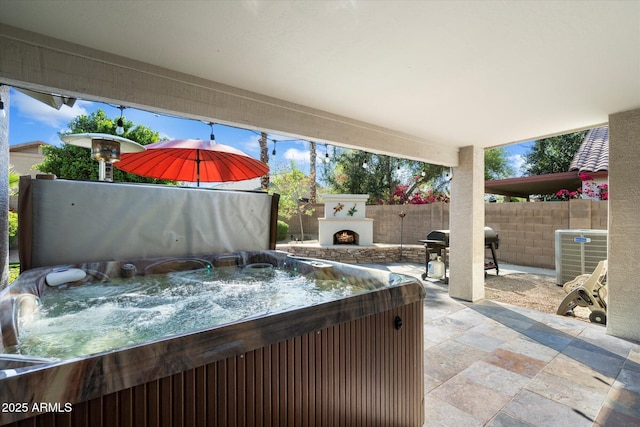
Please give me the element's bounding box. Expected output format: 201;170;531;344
427;256;445;279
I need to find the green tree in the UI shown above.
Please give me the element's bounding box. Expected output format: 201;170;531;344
37;109;171;184
523;131;587;176
485;147;514;180
269;161;314;241
322;148;447;203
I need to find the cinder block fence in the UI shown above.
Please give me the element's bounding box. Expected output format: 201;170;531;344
278;200;608;269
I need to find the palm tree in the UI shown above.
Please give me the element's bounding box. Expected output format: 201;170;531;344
259;132;270;191
309;141;316;203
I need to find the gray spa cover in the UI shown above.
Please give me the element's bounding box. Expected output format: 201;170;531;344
19;178;275;269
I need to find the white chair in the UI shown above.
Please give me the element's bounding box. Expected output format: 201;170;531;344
556;260;607;324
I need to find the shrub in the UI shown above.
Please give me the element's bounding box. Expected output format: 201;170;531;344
8;211;18;248
276;220;289;241
9;264;20;283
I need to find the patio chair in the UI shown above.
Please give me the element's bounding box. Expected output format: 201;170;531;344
556;260;607;324
563;260;607;294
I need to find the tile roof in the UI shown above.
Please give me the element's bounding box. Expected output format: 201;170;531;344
569;126;608;172
9;141;48;152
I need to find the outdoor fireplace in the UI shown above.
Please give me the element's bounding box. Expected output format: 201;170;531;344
318;194;373;246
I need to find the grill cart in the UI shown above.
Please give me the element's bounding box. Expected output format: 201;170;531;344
419;227;500;283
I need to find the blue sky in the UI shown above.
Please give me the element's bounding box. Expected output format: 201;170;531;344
6;87;319;177
7;87;530;178
502;140;532;177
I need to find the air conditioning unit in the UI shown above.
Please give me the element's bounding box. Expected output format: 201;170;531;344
555;229;607;285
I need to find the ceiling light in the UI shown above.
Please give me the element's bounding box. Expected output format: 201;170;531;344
272;141;277;156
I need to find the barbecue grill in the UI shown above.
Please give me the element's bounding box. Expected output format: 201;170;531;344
418;226;500;282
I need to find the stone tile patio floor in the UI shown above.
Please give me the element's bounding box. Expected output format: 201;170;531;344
362;262;640;427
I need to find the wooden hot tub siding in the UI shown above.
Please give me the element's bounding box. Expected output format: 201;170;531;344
2;301;423;427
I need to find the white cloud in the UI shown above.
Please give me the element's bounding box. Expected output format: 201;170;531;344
12;90;91;128
239;133;262;155
509;154;526;177
284;148;310;162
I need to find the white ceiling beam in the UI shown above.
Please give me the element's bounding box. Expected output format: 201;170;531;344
0;24;458;166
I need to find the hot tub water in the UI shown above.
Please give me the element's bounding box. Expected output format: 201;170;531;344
17;266;369;360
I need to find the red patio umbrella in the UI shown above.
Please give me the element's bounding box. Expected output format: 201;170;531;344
115;139;269;186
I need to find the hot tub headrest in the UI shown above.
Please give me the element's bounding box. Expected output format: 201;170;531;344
45;268;87;286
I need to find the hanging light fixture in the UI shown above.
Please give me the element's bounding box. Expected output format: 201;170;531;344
115;106;125;135
362;157;368;169
0;86;5;119
209;122;216;143
325;143;329;159
272;140;277;156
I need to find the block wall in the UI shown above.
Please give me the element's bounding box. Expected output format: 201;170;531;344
281;201;607;269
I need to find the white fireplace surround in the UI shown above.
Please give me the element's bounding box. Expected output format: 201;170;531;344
318;194;373;246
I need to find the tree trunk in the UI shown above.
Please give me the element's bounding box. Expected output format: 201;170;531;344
298;204;305;242
259;132;269;191
386;155;394;196
309;141;317;203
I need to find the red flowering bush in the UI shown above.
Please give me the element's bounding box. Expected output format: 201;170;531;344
579;173;609;200
553;188;581;201
386;184;449;205
547;173;608;201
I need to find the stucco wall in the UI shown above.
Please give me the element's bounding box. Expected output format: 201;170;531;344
9;151;45;178
9;145;47;210
608;108;640;342
282;200;608;269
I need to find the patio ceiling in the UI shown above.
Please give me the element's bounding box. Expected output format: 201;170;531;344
1;1;639;163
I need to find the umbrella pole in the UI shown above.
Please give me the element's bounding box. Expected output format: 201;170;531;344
196;150;200;187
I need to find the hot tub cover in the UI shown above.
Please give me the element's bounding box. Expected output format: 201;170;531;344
18;176;279;269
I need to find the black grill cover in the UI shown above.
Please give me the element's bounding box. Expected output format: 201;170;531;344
426;227;499;248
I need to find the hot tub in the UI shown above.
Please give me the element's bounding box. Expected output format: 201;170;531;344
0;250;424;426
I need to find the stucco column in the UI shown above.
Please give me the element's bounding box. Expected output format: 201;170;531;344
449;145;485;301
0;85;9;290
607;108;640;341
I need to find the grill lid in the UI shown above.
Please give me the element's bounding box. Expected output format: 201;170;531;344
426;227;499;246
